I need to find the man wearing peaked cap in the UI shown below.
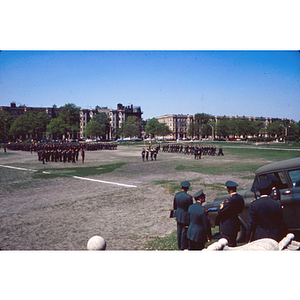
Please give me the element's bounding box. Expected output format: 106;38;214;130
246;178;287;242
217;180;244;247
225;181;239;188
173;181;193;250
181;181;190;188
187;189;212;250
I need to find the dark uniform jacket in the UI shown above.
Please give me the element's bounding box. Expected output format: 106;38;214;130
173;191;193;225
187;202;212;243
246;195;285;242
217;193;244;235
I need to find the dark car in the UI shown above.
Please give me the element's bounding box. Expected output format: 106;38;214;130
204;157;300;242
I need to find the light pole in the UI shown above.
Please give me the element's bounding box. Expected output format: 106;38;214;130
280;124;287;136
208;123;214;140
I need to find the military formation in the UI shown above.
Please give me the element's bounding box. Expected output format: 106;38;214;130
6;141;117;164
162;144;224;158
172;178;287;250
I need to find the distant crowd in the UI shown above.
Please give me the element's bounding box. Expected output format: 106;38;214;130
161;144;224;159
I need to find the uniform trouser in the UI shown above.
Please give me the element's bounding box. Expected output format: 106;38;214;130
177;223;189;250
221;232;237;247
188;239;205;250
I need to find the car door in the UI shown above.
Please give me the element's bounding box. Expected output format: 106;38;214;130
286;169;300;230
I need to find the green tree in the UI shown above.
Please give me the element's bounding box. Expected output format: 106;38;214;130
58;103;80;138
216;117;229;138
119;116;141;138
0;110;14;140
267;120;283;137
145;118;160;137
145;118;171;138
287;123;299;141
9;114;31;140
84;112;110;139
46;117;68;140
155;122;172;137
194;113;211;125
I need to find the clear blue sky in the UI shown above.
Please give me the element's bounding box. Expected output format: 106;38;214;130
0;50;299;121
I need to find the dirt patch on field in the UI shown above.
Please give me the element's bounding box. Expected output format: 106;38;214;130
0;145;253;250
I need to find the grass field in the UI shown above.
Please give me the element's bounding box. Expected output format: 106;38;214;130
0;141;299;250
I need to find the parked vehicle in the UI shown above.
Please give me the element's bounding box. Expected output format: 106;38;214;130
204;157;300;242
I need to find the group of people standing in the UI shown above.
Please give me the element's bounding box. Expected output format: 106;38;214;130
162;144;224;159
141;146;159;161
173;178;287;250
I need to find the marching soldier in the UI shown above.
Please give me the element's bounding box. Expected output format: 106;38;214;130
217;181;244;247
141;148;145;161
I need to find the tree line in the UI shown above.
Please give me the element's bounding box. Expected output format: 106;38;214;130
0;105;299;142
187;113;299;141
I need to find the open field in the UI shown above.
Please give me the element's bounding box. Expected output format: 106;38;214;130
1;142;299;250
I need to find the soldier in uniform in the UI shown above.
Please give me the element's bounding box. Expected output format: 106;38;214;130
173;181;193;250
246;178;287;242
141;148;145;161
187;190;212;250
217;181;244;247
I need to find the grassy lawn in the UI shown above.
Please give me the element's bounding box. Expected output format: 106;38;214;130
32;162;127;179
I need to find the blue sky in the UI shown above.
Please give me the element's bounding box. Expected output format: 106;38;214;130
1;50;299;121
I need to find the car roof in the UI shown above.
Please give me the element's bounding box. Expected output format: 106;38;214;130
255;157;300;175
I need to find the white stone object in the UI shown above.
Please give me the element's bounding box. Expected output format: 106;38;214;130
87;235;106;250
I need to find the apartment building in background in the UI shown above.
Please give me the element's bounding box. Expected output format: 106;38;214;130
80;103;143;139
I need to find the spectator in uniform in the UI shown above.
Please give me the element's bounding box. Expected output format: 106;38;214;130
217;181;244;247
173;181;193;250
246;178;287;243
187;189;212;250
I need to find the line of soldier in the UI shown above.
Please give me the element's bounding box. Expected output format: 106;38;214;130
6;141;117;152
38;146;82;164
161;144;224;158
141;146;159;161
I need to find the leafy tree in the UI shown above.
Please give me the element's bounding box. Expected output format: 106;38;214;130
145;118;171;138
216;117;229;138
58;103;80;138
27;111;50;140
286;123;299;141
119;116;141;138
9;114;31;140
145;118;160;137
267;120;283;137
0;110;14;140
194;113;211;125
46;117;67;140
84;112;110;139
155;122;172;137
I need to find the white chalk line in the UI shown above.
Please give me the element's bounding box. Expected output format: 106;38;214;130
72;176;137;188
0;164;38;172
0;164;137;188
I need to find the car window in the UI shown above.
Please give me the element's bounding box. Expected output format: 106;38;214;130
288;169;300;187
254;172;288;190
